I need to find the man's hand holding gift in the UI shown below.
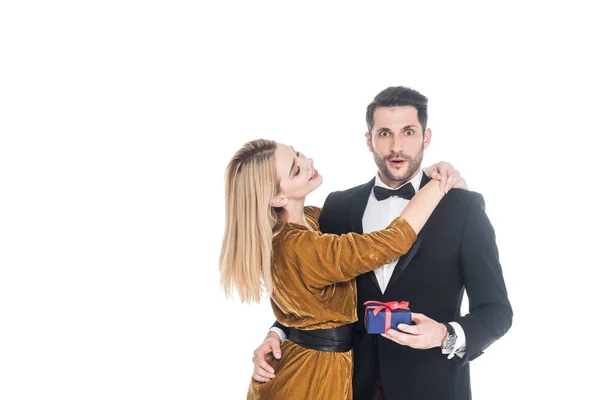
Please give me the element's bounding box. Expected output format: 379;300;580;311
382;312;447;350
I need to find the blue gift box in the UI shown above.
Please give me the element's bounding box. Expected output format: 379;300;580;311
364;301;412;334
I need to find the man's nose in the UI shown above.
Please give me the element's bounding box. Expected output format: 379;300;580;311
390;136;404;153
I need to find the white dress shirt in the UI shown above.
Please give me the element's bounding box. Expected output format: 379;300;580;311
272;171;466;358
363;173;422;292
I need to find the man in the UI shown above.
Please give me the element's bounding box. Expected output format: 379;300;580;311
252;86;512;399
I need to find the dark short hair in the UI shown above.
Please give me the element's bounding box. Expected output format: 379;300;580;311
366;86;428;133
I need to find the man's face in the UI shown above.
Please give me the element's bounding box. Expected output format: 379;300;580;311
366;106;431;188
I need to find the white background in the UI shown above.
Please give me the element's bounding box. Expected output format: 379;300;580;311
1;1;598;399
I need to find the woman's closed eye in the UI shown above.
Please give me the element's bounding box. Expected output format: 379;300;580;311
293;151;301;176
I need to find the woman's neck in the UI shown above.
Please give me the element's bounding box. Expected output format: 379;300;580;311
283;199;308;226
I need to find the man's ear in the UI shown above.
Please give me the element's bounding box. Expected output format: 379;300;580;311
270;194;288;208
423;128;432;150
365;132;374;153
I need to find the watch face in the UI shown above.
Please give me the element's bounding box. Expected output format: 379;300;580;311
444;336;457;350
442;334;457;350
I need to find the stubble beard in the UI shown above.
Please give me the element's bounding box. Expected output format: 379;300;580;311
374;145;424;187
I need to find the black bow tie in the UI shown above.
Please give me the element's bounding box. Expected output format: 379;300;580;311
373;184;415;201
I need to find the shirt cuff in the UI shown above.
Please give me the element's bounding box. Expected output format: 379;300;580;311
269;327;287;342
441;322;466;359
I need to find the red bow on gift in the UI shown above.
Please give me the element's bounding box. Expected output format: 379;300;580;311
363;301;410;333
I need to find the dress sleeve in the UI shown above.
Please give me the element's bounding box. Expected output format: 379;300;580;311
276;216;417;288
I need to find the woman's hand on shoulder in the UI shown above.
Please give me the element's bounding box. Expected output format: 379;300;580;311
423;161;468;192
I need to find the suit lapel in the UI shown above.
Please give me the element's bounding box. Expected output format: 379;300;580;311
384;236;422;294
349;178;379;291
419;172;431;189
384;172;431;294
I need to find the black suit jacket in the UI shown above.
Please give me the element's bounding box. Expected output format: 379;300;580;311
275;174;513;400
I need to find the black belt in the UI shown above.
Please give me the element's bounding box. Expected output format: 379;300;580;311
288;324;353;352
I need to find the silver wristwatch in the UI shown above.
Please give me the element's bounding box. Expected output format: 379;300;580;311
441;323;457;350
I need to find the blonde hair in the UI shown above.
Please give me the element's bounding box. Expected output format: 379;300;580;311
219;139;283;303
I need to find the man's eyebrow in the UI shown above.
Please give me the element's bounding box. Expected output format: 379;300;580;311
376;125;418;133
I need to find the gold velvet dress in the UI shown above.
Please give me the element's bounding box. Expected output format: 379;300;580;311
247;206;417;400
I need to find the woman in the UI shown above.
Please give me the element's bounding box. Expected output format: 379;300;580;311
219;139;466;399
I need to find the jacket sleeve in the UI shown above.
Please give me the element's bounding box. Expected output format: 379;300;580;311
270;320;289;338
455;193;513;365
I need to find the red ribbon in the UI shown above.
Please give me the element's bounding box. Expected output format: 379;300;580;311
363;301;410;332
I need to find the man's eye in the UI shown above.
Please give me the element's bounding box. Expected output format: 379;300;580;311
406;130;414;136
379;131;389;137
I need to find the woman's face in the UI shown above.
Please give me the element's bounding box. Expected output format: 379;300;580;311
273;143;323;203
